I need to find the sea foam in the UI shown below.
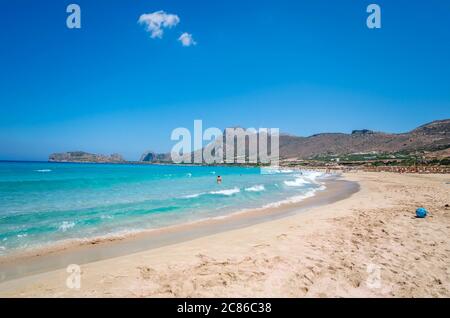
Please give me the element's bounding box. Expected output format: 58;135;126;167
183;193;203;199
284;178;309;187
209;188;241;196
183;187;242;198
245;185;265;192
59;221;76;232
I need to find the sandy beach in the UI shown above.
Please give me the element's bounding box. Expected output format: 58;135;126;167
0;171;449;298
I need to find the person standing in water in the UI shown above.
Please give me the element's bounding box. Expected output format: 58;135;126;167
217;176;222;184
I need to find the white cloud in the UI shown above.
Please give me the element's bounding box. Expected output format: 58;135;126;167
138;11;180;39
178;32;196;47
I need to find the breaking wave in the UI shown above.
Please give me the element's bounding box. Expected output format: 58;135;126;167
244;185;265;192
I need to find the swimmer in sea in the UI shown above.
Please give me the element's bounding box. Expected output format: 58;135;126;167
217;176;222;184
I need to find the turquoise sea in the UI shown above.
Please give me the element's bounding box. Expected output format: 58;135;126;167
0;162;325;256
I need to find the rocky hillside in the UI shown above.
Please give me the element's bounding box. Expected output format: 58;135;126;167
49;151;125;163
140;119;449;163
279;119;449;160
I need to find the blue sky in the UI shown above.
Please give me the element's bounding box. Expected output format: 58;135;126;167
0;0;449;161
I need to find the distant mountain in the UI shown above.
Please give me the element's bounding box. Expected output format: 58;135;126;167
278;119;450;160
49;151;125;163
60;120;448;165
49;119;450;163
139;119;449;164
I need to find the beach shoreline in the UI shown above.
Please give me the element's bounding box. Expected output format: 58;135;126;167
0;176;358;283
0;171;449;297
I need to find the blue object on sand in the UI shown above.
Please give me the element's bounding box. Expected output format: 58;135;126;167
416;207;428;218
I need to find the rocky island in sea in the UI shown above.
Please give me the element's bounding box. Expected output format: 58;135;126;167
140;150;172;163
49;151;126;163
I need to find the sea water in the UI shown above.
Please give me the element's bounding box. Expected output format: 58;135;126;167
0;162;325;256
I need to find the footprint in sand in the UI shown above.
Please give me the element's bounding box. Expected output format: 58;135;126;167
138;266;156;280
253;243;271;248
277;234;288;240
